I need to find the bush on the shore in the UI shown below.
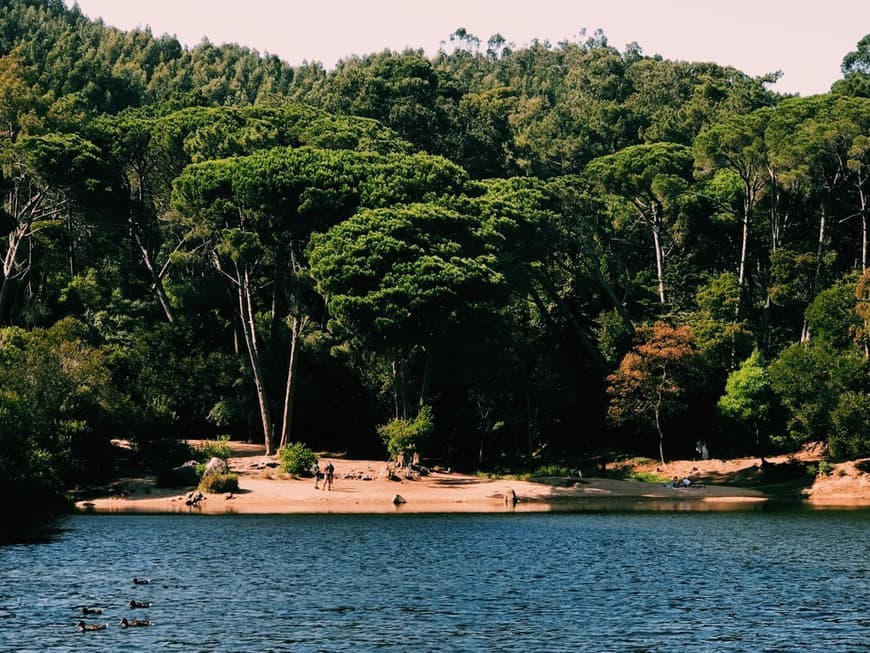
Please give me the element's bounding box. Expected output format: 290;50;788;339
828;392;870;460
198;472;239;493
278;442;318;475
378;406;433;461
196;436;233;462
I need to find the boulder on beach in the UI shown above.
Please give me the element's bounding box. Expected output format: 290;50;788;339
164;460;199;487
202;456;229;478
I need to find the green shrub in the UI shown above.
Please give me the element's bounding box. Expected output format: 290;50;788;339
828;391;870;460
198;472;239;494
196;435;232;462
817;460;833;476
378;406;434;460
531;464;570;477
278;442;318;475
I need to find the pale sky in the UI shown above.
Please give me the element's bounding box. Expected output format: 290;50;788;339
68;0;870;97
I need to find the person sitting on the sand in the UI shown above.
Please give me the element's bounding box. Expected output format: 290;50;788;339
681;477;693;487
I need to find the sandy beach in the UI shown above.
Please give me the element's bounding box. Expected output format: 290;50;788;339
74;442;869;515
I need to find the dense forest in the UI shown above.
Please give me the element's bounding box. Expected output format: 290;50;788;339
1;0;869;511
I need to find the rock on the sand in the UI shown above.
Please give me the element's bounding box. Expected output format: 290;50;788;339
202;456;229;478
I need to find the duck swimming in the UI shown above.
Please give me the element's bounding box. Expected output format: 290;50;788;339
77;620;106;632
81;607;102;615
132;577;151;585
119;617;150;628
127;600;152;609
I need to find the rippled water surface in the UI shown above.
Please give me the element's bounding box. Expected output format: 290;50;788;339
1;510;868;651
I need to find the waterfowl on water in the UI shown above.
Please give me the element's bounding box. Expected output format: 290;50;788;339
127;600;152;609
132;577;151;585
81;607;102;615
77;620;106;632
119;617;150;628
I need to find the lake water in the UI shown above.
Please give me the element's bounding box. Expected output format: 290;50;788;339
1;510;868;652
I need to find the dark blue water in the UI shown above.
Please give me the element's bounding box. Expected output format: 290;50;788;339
1;511;868;652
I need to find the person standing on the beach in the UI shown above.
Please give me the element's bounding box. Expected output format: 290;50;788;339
313;462;323;489
324;462;335;491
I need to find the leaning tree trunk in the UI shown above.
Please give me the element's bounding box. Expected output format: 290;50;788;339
654;402;665;466
857;179;868;272
736;192;752;322
650;206;666;305
654;374;667;465
278;314;307;450
237;266;274;455
134;231;175;323
802;202;829;343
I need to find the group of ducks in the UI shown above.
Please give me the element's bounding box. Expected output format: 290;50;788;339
75;577;154;632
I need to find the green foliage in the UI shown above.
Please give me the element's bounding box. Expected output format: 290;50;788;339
717;349;777;452
530;464;571;478
690;273;754;373
1;0;870;502
628;470;672;484
198;472;239;494
378;406;434;460
196;436;232;462
828;392;870;459
805;274;863;350
278;442;318;475
769;343;866;450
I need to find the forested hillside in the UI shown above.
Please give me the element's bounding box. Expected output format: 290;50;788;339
1;0;868;509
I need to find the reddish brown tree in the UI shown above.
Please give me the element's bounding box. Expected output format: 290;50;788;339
606;323;703;464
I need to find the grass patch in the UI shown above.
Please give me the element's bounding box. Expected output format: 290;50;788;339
196;435;233;462
626;470;671;484
198;472;239;494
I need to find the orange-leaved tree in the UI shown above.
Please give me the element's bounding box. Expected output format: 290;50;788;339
606;322;704;464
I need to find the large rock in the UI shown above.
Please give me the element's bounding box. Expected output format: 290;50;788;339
201;456;229;478
163;460;199;487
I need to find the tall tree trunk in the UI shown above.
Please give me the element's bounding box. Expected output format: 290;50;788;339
0;222;27;324
65;207;76;276
134;231;175;323
802;203;829;343
654;390;665;465
392;359;410;420
0;276;11;324
278;314;307;450
738;193;751;290
858;179;868;272
650;206;666;304
237;266;274;455
419;350;433;409
532;278;608;373
591;266;635;338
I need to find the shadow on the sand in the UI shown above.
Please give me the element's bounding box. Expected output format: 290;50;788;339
697;458;816;498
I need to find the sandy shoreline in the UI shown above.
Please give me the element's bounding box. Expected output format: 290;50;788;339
74;444;869;515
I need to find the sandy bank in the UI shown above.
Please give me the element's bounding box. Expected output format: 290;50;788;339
73;441;868;515
75;456;782;516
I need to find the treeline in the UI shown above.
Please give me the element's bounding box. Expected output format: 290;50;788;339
1;1;869;507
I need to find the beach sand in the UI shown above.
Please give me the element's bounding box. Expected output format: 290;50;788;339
73;441;870;515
